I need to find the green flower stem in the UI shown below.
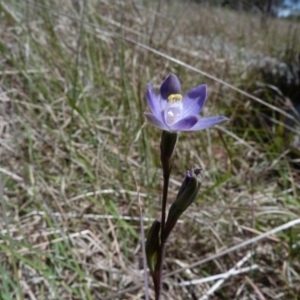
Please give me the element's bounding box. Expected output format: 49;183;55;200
155;130;177;299
155;165;170;300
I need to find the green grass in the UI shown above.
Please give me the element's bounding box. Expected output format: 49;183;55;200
0;0;300;299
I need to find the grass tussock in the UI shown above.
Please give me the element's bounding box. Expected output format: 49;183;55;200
0;0;300;299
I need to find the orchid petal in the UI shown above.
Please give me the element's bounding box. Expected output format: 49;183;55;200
146;84;161;116
182;84;207;118
170;115;199;131
186;116;229;131
159;74;181;100
144;112;169;130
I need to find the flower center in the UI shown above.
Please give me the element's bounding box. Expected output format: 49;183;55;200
165;94;183;125
167;94;183;103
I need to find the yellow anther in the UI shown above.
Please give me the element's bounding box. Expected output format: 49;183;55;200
167;94;183;102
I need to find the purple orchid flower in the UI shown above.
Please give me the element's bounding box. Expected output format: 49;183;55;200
144;74;228;132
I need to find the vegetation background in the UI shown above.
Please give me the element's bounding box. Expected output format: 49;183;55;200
0;0;300;299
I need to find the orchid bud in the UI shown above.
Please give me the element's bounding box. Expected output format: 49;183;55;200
145;220;161;273
164;168;201;239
